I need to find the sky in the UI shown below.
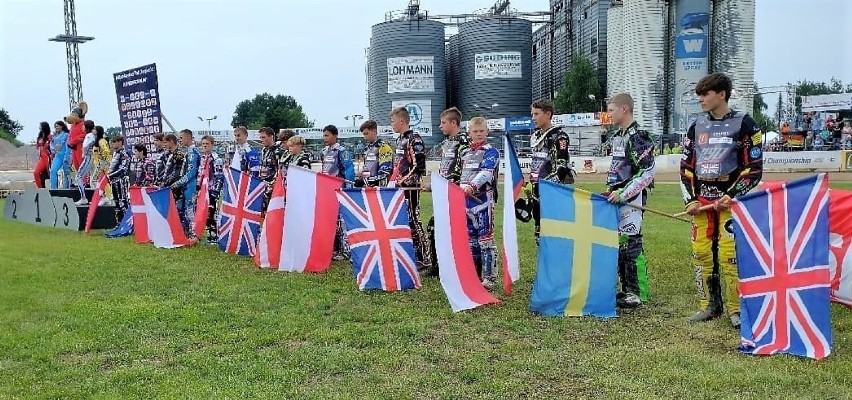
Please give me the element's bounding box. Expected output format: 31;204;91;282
1;0;850;143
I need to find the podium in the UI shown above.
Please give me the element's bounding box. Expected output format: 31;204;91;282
3;188;117;231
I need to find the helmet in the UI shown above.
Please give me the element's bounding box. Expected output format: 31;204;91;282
514;198;532;223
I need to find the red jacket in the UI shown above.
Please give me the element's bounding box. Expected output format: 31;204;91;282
67;121;86;168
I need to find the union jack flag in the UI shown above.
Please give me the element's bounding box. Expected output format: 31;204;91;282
218;167;265;256
336;187;421;291
732;174;833;360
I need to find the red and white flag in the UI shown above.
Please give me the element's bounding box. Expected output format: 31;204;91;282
501;135;523;295
129;186;191;249
759;181;852;307
431;173;500;312
829;189;852;307
193;161;210;238
255;174;286;269
84;172;109;233
279;166;343;273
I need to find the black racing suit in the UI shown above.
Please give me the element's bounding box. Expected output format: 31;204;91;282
528;126;574;244
393;130;432;269
107;147;131;224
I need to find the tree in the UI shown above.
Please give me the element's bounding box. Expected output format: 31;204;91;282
553;55;602;114
790;78;850;113
106;126;121;138
0;130;24;147
231;93;313;132
752;83;777;132
0;108;23;138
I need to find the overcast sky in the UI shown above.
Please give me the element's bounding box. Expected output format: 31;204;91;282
1;0;850;143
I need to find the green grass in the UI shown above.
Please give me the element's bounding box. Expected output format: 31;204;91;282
2;183;852;399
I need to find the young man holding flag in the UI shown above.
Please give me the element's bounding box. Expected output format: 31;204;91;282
424;107;469;277
390;107;433;271
527;99;575;245
603;93;656;308
198;135;225;245
107;136;131;225
172;129;200;239
459;117;500;291
321;124;355;261
231;126;260;176
680;73;764;329
354;120;393;188
258;127;283;214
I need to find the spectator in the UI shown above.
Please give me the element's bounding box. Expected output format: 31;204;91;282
812;113;824;133
801;113;812;132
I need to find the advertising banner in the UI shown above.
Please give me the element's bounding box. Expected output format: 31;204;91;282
387;56;435;93
474;52;523;80
672;0;711;134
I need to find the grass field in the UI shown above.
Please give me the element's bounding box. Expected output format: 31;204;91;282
2;181;852;399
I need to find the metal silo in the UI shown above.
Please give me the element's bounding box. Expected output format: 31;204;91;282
712;0;756;116
621;0;667;135
446;34;461;109
456;17;532;122
368;18;446;147
606;1;625;98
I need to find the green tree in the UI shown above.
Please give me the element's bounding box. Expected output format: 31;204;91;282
553;55;602;114
790;78;850;113
752;83;777;132
0;108;24;138
0;130;24;147
231;93;313;132
106;126;121;138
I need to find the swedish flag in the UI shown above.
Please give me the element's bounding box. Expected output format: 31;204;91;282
530;181;619;317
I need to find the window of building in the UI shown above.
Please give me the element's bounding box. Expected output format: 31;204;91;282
533;44;538;59
591;38;597;54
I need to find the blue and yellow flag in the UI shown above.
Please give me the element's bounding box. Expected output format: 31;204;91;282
530;181;619;317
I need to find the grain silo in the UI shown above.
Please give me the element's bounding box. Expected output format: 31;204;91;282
606;1;625;98
712;0;756;116
455;17;532;122
446;34;461;111
621;0;667;134
368;16;446;146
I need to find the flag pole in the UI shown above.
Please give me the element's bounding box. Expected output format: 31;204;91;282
571;186;693;223
671;204;715;218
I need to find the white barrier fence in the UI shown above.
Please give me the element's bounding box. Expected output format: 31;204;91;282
425;151;846;175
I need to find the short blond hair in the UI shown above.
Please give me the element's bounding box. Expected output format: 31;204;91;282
287;135;306;146
440;107;462;125
468;117;488;131
390;107;410;123
609;93;634;112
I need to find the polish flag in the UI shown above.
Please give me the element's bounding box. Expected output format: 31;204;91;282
501;135;523;295
84;172;109;234
129;186;191;249
431;173;500;312
255;173;286;269
193;161;210;238
279;166;343;272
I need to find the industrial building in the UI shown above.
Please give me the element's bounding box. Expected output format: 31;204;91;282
366;0;756;144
